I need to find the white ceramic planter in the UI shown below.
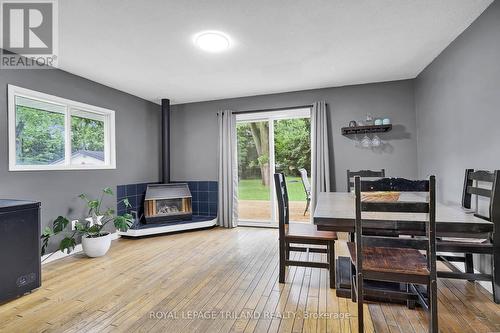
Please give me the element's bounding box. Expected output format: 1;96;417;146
81;232;111;258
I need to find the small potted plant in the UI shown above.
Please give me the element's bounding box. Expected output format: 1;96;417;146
41;187;133;259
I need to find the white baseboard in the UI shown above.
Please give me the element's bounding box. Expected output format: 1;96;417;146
41;232;120;265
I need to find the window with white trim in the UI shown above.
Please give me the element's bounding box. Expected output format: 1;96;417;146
8;85;116;171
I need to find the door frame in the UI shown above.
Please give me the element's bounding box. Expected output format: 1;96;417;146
236;108;311;227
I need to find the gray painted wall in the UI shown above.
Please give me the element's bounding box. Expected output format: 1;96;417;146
0;69;161;252
171;80;418;190
415;0;500;205
415;1;499;274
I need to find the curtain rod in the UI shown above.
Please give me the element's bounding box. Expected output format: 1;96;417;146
232;104;313;115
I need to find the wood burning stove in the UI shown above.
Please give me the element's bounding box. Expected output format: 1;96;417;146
117;98;217;237
144;184;192;224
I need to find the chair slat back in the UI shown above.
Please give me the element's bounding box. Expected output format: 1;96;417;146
462;169;500;224
347;169;385;192
360;177;429;192
469;170;496;182
354;176;436;274
361;201;429;213
298;168;311;195
274;173;290;240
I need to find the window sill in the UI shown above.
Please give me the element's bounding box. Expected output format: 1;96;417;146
9;165;117;172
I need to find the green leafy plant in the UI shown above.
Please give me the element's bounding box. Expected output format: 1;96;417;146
41;187;133;259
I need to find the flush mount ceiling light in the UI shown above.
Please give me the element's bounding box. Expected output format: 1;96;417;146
194;31;231;53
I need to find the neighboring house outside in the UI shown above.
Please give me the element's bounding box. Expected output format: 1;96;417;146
51;150;104;166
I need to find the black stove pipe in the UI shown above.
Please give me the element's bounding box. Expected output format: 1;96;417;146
161;98;170;184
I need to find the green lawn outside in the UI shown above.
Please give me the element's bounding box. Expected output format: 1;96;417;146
238;177;308;201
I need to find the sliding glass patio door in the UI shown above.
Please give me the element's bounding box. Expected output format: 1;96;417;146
236;108;311;227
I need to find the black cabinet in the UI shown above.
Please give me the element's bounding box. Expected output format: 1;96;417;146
0;199;41;303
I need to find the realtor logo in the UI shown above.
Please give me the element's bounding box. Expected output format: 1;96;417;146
1;0;58;69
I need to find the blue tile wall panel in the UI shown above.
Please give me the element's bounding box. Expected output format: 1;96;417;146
198;181;209;191
116;181;218;219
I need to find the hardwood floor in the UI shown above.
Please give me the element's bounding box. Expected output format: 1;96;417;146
0;227;499;333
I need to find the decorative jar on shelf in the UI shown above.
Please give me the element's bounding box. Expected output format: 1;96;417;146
365;113;374;126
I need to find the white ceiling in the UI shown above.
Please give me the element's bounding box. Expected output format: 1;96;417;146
58;0;492;105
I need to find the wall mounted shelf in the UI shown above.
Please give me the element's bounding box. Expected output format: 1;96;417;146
341;124;392;135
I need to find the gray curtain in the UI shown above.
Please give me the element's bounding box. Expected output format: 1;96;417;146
311;101;330;213
217;110;238;228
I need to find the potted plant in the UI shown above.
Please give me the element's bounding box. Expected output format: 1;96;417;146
41;187;133;259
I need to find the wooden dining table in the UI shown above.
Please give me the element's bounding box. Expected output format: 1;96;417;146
313;192;499;303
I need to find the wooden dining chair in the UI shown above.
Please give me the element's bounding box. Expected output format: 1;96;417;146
274;173;338;288
346;169;387;240
346;169;385;192
437;169;499;302
350;176;438;333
